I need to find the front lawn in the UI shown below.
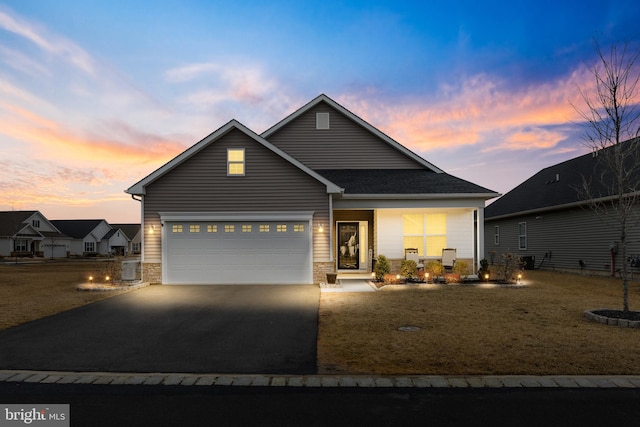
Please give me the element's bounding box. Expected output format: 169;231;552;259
0;260;132;330
318;270;640;375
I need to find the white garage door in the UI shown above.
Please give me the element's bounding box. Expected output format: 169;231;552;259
164;220;312;284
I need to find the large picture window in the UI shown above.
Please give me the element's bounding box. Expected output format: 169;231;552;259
403;213;447;257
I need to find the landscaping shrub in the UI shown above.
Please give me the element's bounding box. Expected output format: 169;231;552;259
374;255;391;281
400;259;418;279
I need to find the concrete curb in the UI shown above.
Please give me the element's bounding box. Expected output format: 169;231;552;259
2;370;640;389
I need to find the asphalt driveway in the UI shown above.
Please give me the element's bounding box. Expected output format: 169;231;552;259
0;285;319;374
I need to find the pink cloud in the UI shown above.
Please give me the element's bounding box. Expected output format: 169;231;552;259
339;66;597;153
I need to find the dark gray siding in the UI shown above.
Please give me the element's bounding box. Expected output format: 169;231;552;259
266;102;424;169
143;128;330;263
485;206;640;274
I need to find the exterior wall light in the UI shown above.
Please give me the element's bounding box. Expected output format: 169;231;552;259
149;225;155;234
318;225;324;233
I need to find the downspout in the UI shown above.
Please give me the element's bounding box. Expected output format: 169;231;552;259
130;194;143;282
329;194;334;262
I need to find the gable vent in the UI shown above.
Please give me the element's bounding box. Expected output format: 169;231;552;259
316;112;330;130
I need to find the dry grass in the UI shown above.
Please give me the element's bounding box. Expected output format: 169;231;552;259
318;270;640;375
0;260;132;330
3;262;640;375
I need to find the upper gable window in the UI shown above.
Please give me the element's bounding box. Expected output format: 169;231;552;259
316;112;330;130
227;149;245;176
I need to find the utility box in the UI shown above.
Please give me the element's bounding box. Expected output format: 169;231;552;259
121;260;140;281
521;256;535;270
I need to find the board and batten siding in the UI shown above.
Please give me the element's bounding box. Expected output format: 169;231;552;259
266;102;424;170
376;208;475;259
485;206;640;272
142;128;331;264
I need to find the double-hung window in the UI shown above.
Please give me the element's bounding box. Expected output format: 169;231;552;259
518;222;527;250
227;149;245;176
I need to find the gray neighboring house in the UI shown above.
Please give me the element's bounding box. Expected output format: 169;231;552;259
484;138;640;275
0;211;70;258
51;219;116;256
111;224;142;254
127;94;499;285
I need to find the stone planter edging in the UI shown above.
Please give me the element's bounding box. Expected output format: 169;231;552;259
584;309;640;328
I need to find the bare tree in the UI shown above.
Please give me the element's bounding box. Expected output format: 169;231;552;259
574;40;640;313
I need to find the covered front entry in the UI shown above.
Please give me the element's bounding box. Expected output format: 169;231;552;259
334;210;373;273
163;217;312;285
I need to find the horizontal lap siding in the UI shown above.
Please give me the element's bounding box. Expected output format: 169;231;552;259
143;129;330;263
485;207;640;272
267;102;424;169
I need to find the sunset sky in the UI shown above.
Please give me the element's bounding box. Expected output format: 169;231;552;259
1;1;639;223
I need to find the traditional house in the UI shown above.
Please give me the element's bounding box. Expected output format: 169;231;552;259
484;138;640;275
0;211;70;258
127;94;498;284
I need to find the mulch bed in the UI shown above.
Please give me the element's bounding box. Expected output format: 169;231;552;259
592;309;640;321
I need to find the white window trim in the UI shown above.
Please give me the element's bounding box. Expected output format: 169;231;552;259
518;222;527;250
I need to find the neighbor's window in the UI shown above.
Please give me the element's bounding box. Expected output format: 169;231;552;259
32;219;40;228
224;225;235;233
84;241;95;252
259;224;269;232
494;225;500;245
172;225;183;233
294;224;305;232
242;225;252;233
227;149;245;176
207;225;217;233
403;213;447;257
14;239;28;252
276;224;287;232
518;222;527;250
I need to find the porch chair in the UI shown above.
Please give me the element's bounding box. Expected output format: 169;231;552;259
404;248;424;270
441;248;457;272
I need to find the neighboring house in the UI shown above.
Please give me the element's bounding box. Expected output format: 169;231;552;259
484;138;640;275
126;94;499;285
0;211;70;258
51;220;115;256
111;224;142;254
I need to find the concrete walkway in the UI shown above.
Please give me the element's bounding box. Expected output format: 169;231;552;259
2;370;640;388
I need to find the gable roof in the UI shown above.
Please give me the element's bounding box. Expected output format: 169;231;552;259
111;224;141;240
318;169;498;199
485;138;640;220
0;211;38;237
126;119;343;195
261;94;444;173
51;220;107;239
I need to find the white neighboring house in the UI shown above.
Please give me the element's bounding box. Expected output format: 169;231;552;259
51;220;115;256
0;211;70;258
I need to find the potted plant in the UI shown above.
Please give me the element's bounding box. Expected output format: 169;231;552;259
326;272;337;284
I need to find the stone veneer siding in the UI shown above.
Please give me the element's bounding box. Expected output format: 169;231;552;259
314;262;335;284
143;263;162;284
